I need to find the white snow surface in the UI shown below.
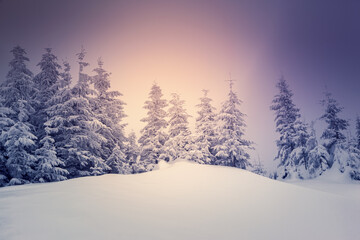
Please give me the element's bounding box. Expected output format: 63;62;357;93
0;161;359;240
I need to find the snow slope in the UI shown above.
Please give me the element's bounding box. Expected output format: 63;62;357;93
0;161;359;240
290;165;360;200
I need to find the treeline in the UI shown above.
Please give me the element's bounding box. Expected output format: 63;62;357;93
270;76;360;180
0;46;252;187
0;46;359;187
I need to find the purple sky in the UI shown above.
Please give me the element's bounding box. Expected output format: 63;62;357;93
1;0;359;169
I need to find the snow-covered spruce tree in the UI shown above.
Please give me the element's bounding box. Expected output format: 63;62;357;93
138;83;168;171
270;76;310;179
44;61;74;173
0;104;14;186
288;120;311;179
213;80;252;169
192;89;217;164
1;46;35;108
161;93;192;162
306;122;329;178
346;135;360;180
107;131;139;174
34;135;68;182
320;91;349;173
0;46;37;185
91;58;127;167
34;52;70;183
33;48;61;99
356;116;360;150
0;100;37;185
70;48;110;177
350;116;360;179
46;48;109;178
33;48;61;138
106;145;132;174
0;46;36;119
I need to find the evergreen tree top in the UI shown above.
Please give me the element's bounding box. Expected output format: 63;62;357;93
142;83;167;119
92;58;119;99
270;76;301;133
139;83;168;144
1;46;35;108
34;48;61;90
76;46;89;73
72;47;94;98
196;89;216;123
168;93;191;138
147;83;166;102
219;81;246;129
7;46;33;80
320;91;349;138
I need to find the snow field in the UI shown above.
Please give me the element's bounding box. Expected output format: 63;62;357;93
0;161;359;240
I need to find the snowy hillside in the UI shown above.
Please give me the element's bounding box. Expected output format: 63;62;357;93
0;161;359;240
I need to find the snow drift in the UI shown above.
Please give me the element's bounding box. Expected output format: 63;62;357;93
0;161;359;240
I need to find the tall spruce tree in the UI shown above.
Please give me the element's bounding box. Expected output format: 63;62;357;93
33;48;61;138
270;76;309;179
46;48;109;177
44;61;74;172
91;58;127;164
350;116;360;180
33;61;70;183
0;46;37;185
138;83;168;171
356;116;360;149
347;134;360;180
34;52;69;183
162;93;192;162
0;105;14;186
0;100;37;185
213;79;252;169
320;91;349;172
193;89;216;164
69;48;110;177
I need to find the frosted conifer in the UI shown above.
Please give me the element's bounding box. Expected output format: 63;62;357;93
320;91;349;171
91;58;127;163
0;100;37;185
214;79;252;169
138;83;168;171
270;76;309;179
162;93;192;162
34;135;68;182
192;90;216;164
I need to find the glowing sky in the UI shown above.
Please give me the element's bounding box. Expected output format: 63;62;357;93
1;0;360;170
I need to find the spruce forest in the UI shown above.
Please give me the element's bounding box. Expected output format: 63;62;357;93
0;45;359;187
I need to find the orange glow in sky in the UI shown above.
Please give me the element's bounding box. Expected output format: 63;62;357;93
3;0;342;170
50;0;278;169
